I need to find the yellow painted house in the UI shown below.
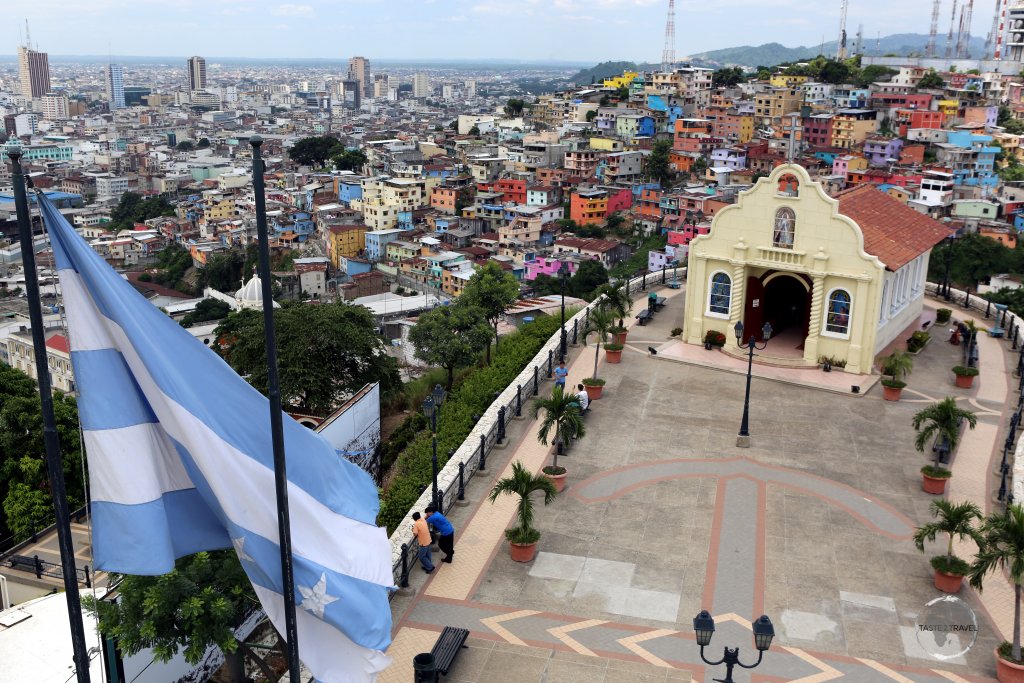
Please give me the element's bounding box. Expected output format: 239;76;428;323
684;165;950;375
327;225;367;269
603;71;639;89
769;73;809;88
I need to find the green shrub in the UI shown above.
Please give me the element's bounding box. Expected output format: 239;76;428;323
704;329;726;347
907;330;931;353
378;314;564;533
936;308;952;324
670;327;683;337
378;413;427;475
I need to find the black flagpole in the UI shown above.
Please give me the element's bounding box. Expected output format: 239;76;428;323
249;136;302;682
8;149;92;683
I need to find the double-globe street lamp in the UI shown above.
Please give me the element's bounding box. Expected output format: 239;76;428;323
421;383;447;511
559;261;570;363
734;320;772;448
693;610;775;683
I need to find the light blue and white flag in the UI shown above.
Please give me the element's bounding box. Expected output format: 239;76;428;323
40;196;393;682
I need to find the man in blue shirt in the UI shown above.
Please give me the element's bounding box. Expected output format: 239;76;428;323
554;361;569;389
425;504;456;563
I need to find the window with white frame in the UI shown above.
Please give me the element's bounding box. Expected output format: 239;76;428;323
772;207;795;248
708;272;732;316
825;289;852;335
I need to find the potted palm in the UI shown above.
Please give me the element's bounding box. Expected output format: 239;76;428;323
913;500;982;593
488;460;557;562
879;349;913;401
969;504;1024;682
913;397;977;494
953;365;979;388
582;307;614;398
599;281;632;346
533;386;586;492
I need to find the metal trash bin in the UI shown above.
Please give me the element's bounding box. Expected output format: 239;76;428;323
413;652;438;682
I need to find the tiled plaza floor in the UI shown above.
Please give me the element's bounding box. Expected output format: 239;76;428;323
385;287;1011;683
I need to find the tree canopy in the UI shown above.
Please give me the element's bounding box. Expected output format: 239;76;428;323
504;99;526;117
331;148;367;172
0;364;85;541
646;139;674;188
917;70;945;90
929;232;1018;290
409;303;492;389
460;262;520;357
109;191;175;232
288;135;343;167
215;301;400;416
569;260;610;299
179;298;232;328
712;67;745;88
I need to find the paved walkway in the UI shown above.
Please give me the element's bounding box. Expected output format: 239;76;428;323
384;287;1010;683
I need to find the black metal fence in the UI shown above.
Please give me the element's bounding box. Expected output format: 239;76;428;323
389;271;675;594
4;553;92;586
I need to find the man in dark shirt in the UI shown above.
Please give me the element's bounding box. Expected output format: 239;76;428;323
425;504;455;564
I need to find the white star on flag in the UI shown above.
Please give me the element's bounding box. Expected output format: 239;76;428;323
298;573;339;619
232;536;254;563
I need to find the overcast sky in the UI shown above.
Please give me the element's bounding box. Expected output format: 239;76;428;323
3;0;1002;62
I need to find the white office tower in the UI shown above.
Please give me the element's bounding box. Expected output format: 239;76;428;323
413;73;431;99
106;64;125;109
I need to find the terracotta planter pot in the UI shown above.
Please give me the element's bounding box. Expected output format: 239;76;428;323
583;384;604;400
922;473;950;495
605;349;623;364
996;649;1024;683
933;569;964;593
882;385;903;401
545;471;567;493
954;373;975;388
613;331;628;346
509;541;538;563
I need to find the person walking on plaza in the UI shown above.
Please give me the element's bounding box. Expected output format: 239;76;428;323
425;504;455;563
554;360;569;389
412;511;434;573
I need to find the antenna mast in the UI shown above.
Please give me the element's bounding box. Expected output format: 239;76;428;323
837;0;849;59
946;0;959;58
956;0;974;59
927;0;941;57
661;0;676;73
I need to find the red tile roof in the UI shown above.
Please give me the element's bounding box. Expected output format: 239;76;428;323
835;184;952;271
46;334;69;354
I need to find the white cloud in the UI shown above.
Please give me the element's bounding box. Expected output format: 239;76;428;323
272;3;313;17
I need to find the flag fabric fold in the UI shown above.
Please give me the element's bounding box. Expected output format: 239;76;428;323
40;196;393;681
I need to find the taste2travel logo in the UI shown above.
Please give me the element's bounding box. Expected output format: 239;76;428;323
916;595;980;661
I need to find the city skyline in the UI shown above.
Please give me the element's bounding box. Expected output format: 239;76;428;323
0;0;1002;64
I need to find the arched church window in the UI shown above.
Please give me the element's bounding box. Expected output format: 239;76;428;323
773;208;795;249
708;272;731;316
825;289;852;336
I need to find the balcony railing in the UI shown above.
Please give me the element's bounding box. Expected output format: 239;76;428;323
757;246;805;267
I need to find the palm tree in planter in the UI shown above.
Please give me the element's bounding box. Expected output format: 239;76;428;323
913;499;982;593
533;386;586;493
969;504;1024;681
879;349;913;401
488;460;557;562
913;397;977;495
598;281;632;345
582;307;615;397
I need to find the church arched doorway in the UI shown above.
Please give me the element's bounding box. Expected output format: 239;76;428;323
762;274;811;348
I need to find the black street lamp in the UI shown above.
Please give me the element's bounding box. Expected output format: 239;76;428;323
421;384;447;511
693;610;775;683
734;320;773;448
559;261;570;362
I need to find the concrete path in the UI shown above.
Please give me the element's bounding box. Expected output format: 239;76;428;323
383;286;1009;683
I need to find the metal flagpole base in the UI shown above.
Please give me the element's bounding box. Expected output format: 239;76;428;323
736;435;751;448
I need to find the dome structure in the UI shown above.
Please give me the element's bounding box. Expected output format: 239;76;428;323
235;273;266;310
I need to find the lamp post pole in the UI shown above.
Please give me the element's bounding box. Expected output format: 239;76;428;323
423;384;446;511
693;611;775;683
559;262;569;362
734;321;773;448
943;235;955;301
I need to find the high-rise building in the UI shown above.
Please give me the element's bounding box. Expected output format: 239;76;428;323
347;56;369;96
41;92;69;120
341;79;362;109
187;56;207;91
106;64;125;110
465;79;477;98
372;73;389;99
413;73;431;99
18;45;51;101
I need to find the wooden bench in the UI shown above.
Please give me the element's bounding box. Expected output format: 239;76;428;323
654;296;667;311
7;555;38;574
636;309;653;326
430;626;470;676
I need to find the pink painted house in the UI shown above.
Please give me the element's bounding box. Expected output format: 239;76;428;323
524;256;579;281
